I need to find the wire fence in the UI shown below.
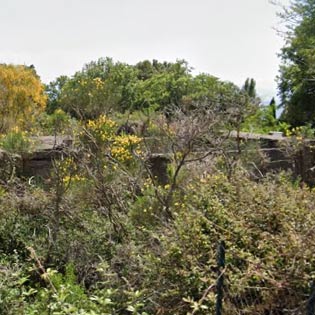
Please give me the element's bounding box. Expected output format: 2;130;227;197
213;240;315;315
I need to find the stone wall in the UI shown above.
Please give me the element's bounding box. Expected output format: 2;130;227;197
21;150;65;179
2;134;315;186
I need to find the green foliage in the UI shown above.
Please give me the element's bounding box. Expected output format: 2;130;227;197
0;129;32;153
243;78;256;98
242;104;278;133
46;58;246;118
221;87;257;135
26;265;96;315
278;0;315;126
3;55;315;314
1;154;315;314
133;60;192;111
34;109;73;136
134;70;190;110
45;75;69;114
0;255;35;315
51;58;141;118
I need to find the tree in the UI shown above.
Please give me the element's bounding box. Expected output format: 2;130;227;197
133;70;191;111
46;57;259;118
60;72;117;118
106;62;139;112
243;78;256;98
269;97;277;121
133;59;192;111
278;0;315;126
0;64;47;132
56;58;139;118
45;75;69;114
59;59;111;118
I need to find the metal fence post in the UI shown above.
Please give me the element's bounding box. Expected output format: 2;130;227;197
215;240;225;315
307;281;315;315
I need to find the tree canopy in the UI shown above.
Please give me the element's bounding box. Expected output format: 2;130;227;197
46;58;251;119
278;0;315;126
0;64;47;132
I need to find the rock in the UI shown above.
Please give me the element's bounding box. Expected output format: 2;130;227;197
147;154;171;185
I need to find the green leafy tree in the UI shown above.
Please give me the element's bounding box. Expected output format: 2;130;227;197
135;59;156;80
59;59;119;118
45;58;261;119
45;75;69;114
133;60;192;111
106;62;139;111
56;58;140;117
278;0;315;126
186;73;222;103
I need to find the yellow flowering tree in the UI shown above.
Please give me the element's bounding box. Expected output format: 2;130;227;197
83;115;142;164
0;64;47;133
74;115;143;232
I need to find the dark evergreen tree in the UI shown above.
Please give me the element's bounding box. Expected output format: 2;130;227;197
243;78;256;98
269;97;276;120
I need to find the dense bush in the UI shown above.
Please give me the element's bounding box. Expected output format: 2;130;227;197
1;153;315;314
0;129;33;154
1;60;315;314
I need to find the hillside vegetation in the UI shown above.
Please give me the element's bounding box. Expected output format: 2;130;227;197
2;1;315;311
0;93;314;314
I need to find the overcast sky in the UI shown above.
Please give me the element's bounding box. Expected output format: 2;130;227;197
0;0;289;102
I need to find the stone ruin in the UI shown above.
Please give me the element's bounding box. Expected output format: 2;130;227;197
1;133;315;186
